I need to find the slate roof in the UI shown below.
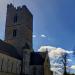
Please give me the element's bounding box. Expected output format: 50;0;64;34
0;40;22;60
30;52;46;65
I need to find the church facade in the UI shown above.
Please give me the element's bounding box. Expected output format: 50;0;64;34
0;3;53;75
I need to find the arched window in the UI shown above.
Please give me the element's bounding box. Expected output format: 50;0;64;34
25;43;30;49
14;14;17;23
13;29;17;37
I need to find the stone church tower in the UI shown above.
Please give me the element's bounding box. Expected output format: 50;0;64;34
4;3;33;55
3;3;52;75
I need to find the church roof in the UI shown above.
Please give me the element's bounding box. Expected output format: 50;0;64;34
0;40;22;60
30;52;46;65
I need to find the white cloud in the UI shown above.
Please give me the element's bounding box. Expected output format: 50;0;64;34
48;48;65;58
71;65;75;70
38;46;74;75
65;50;73;54
41;34;46;38
33;35;36;38
33;34;47;38
38;46;73;54
67;59;72;62
38;46;65;75
38;46;56;52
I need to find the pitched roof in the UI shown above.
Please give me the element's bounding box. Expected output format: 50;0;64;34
0;39;22;60
30;52;46;65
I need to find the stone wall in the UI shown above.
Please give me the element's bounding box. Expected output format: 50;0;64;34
0;53;21;75
5;4;33;55
22;49;31;75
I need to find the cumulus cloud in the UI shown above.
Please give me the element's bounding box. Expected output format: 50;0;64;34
48;48;65;58
40;34;47;38
38;46;73;54
38;46;56;52
38;46;74;75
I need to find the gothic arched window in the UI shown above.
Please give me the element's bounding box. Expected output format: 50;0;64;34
14;14;17;23
13;29;17;37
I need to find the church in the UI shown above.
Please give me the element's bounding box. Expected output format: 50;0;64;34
0;3;53;75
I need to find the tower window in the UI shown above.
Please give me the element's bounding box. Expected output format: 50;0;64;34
14;14;17;23
13;29;17;37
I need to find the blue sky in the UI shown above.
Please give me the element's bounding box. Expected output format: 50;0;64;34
0;0;75;51
33;0;75;51
0;0;75;73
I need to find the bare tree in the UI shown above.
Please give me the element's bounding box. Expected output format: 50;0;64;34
62;53;69;75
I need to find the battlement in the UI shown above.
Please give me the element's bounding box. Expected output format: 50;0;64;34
7;3;16;9
7;3;33;17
